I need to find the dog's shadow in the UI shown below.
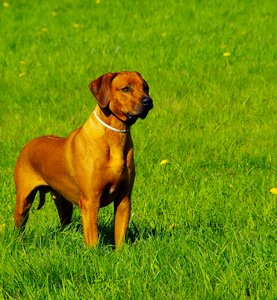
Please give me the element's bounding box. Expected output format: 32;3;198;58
13;217;160;249
99;221;163;247
68;212;160;247
91;220;157;247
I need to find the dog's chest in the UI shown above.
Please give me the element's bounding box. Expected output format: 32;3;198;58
98;157;129;207
108;146;128;174
110;155;126;173
109;157;128;189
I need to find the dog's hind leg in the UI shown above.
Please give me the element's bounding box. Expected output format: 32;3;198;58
52;192;73;228
14;158;48;231
14;188;38;231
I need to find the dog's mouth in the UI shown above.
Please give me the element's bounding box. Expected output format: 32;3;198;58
125;97;153;126
126;111;148;125
126;106;153;126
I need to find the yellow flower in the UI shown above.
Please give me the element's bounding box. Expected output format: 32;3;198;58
270;188;277;195
169;223;175;230
0;224;5;232
96;0;101;3
223;52;230;57
52;11;57;16
73;23;82;29
19;72;26;78
160;159;169;165
3;2;9;8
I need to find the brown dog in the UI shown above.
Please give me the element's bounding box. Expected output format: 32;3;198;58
14;71;153;248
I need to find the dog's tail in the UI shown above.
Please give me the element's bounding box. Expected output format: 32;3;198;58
37;189;46;210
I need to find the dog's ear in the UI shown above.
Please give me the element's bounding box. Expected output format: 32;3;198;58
88;72;117;108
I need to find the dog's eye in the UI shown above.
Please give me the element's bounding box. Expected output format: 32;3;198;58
121;86;131;93
143;83;149;94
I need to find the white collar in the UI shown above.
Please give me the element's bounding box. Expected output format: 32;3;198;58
93;111;130;133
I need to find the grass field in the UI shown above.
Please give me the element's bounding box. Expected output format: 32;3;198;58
1;0;277;298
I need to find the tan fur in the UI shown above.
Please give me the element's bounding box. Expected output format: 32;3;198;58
14;71;153;248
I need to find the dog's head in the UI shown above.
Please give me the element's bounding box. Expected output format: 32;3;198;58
89;71;153;125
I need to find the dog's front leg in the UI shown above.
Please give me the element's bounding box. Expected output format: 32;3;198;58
80;195;99;247
114;196;131;248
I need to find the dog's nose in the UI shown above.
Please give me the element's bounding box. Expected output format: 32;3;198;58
141;97;153;110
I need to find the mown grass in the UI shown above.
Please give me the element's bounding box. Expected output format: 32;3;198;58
1;0;277;299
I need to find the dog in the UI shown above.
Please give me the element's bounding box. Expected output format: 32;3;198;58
14;71;153;248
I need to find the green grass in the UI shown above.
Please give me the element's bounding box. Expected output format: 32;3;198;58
1;0;277;298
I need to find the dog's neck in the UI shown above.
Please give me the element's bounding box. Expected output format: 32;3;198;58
89;106;131;135
93;111;130;133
